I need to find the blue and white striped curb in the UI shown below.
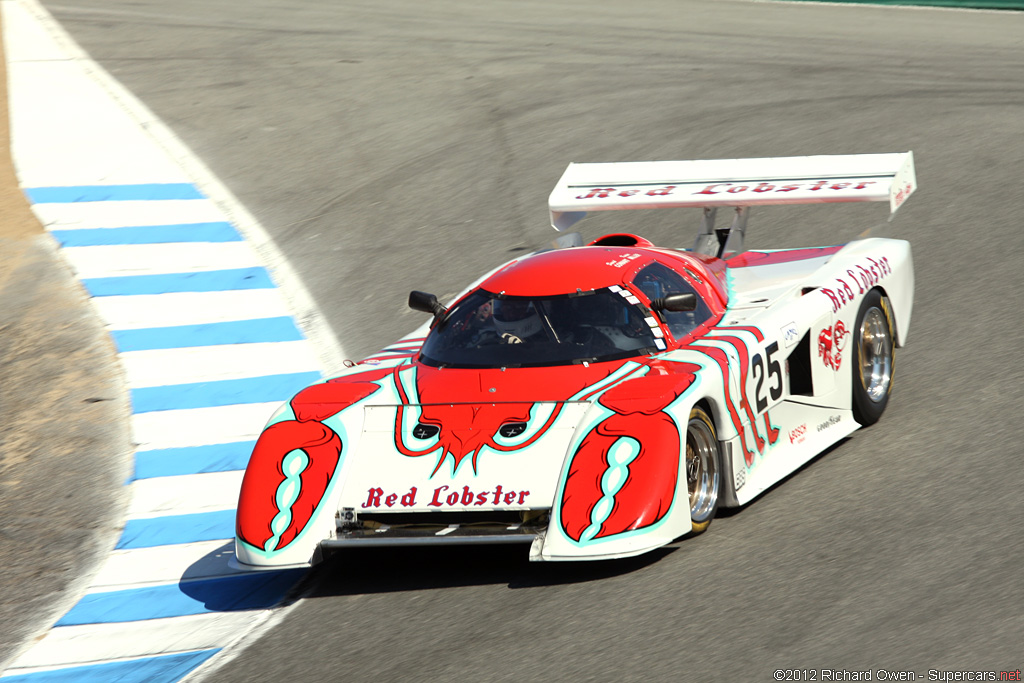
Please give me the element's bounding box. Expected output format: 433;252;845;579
1;1;344;680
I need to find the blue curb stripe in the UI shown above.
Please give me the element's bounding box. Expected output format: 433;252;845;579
26;183;204;203
117;510;235;549
56;571;306;626
134;441;257;479
111;317;305;352
0;649;221;683
82;267;275;296
51;222;242;246
130;371;320;413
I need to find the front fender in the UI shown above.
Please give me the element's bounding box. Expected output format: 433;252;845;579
538;370;702;561
234;374;388;569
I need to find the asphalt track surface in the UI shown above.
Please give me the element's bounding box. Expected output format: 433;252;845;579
20;0;1024;679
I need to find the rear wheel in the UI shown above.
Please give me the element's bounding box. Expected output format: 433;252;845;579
852;288;895;426
686;407;720;534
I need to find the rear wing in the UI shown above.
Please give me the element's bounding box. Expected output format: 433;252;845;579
548;152;916;257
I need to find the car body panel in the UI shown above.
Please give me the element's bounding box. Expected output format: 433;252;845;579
235;154;915;568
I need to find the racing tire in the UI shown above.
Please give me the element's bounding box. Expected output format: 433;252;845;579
851;288;895;427
685;407;720;534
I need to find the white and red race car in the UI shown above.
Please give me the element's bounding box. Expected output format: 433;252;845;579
235;153;915;567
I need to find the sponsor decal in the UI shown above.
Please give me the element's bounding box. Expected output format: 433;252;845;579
817;415;842;432
781;322;800;348
819;256;892;313
695;180;877;195
576;186;676;199
361;484;531;509
893;180;914;210
788;423;807;445
606;252;642;268
817;320;850;371
575;180;881;202
393;381;563;476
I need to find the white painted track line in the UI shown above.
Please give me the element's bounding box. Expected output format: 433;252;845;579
14;613;262;670
131;403;281;451
93;290;293;330
120;342;319;388
125;471;244;519
35;200;232;230
91;542;241;589
62;242;262;279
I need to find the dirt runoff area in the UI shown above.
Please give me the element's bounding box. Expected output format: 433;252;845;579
0;13;133;672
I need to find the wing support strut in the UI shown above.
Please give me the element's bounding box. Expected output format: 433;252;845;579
692;206;748;259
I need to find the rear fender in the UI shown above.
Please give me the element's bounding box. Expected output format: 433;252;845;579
810;238;913;347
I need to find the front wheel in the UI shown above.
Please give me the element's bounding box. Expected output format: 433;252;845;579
685;407;720;534
852;288;896;426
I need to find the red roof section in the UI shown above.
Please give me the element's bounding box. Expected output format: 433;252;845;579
482;246;653;296
477;242;730;315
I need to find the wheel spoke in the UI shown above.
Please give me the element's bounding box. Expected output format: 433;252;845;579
859;307;892;403
686;413;719;525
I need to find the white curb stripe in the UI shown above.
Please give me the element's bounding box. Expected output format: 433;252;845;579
91;542;241;589
14;613;259;670
92;289;294;330
120;342;319;388
62;242;263;279
30;199;228;230
125;471;245;520
131;403;282;451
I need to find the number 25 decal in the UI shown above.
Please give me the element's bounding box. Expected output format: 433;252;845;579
751;341;783;413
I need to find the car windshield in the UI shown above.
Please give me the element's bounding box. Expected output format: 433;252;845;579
419;288;663;368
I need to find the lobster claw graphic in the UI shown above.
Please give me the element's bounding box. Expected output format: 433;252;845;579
236;420;342;551
236;378;383;553
560;373;692;543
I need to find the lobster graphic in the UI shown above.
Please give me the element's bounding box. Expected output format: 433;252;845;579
559;369;697;543
818;320;850;371
238;361;699;554
235;369;392;553
390;364;618;477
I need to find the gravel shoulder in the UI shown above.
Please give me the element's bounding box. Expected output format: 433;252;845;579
0;12;132;670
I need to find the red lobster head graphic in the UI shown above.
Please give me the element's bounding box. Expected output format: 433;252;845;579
391;365;619;476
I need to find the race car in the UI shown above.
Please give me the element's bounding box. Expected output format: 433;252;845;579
235;152;915;567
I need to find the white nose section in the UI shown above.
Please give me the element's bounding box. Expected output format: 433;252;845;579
339;402;591;513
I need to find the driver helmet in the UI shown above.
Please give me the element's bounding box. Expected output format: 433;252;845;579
492;298;542;340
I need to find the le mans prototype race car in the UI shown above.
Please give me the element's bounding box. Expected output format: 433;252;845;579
235;153;915;568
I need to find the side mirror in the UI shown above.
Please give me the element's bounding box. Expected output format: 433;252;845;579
408;291;447;318
650;292;697;313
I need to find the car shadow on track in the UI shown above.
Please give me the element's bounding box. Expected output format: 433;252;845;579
290;543;676;601
283;436;855;603
715;436;851;519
